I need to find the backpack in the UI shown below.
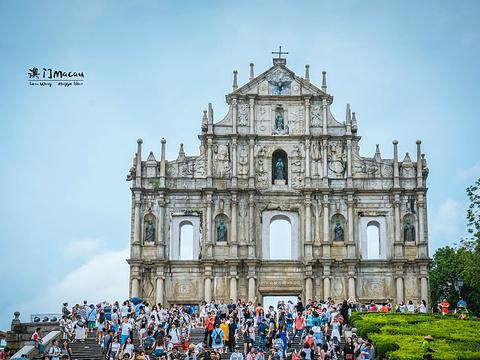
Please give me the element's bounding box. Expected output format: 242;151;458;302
144;336;155;350
214;330;222;344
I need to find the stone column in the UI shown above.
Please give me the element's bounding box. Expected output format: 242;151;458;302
230;193;238;258
248;139;255;180
305;97;311;135
323;277;330;300
416;140;423;188
205;193;213;257
314;197;321;257
305;194;312;243
232;98;238;134
248;276;256;302
346;140;352;187
322;139;328;186
204;277;212;303
230;276;238;302
322;194;331;257
131;277;140;298
207;138;213;180
249;97;255;134
322;98;328;135
396;276;404;304
393;140;399;188
305;277;313;301
393;195;403;258
420;276;428;303
232;138;238;179
135;139;142;187
348;275;356;299
157;195;165;244
133;196;141;244
346;194;355;258
305;139;311;187
155;276;165;306
305;194;312;259
248;192;255;257
418;194;425;243
160;138;166;187
417;193;428;258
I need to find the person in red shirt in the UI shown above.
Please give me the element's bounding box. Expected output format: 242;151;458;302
205;312;215;347
438;299;450;315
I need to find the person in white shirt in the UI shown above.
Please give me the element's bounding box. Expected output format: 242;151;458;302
169;324;181;346
406;300;415;313
120;318;132;345
48;339;61;360
417;300;428;313
122;337;135;358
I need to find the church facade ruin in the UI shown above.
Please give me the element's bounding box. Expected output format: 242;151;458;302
127;55;431;307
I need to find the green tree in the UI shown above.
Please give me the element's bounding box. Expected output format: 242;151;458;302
430;246;462;308
430;178;480;314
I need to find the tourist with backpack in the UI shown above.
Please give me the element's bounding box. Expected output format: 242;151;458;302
212;323;225;353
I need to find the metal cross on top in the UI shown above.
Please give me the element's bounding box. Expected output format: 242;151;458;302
272;46;288;59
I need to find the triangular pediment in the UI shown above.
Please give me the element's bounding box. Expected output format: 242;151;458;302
227;63;329;100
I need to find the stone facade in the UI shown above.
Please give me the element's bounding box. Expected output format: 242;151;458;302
127;57;431;307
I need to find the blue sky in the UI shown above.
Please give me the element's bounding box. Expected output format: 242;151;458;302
1;0;479;329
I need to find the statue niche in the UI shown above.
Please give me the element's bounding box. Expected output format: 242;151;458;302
403;214;416;243
331;213;346;242
215;214;229;243
144;214;156;243
272;149;288;185
273;106;288;135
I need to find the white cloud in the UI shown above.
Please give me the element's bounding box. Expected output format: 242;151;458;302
63;237;105;260
458;161;480;180
14;247;130;320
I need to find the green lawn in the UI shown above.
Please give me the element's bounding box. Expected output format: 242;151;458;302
349;312;480;359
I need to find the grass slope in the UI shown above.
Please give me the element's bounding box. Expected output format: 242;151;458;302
349;313;480;360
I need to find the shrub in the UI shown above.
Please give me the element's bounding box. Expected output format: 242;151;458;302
350;313;480;360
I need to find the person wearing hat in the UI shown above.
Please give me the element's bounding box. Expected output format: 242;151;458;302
422;335;435;360
230;345;244;360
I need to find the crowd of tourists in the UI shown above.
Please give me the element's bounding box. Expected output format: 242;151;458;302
20;295;452;360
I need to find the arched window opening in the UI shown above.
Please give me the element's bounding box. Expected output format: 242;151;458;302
179;222;194;260
272;149;288;184
366;221;381;259
269;217;292;259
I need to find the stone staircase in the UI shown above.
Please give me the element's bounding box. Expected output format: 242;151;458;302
34;327;346;360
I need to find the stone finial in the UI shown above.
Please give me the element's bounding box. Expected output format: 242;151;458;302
178;143;185;162
351;111;358;133
403;152;412;163
416;140;423;187
12;311;21;328
160;138;166;179
322;71;327;92
201;110;208;133
374;144;382;162
346;103;351;123
232;70;238;91
393;140;399;186
147;151;156;162
207;103;214;134
249;63;255;80
305;64;310;81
